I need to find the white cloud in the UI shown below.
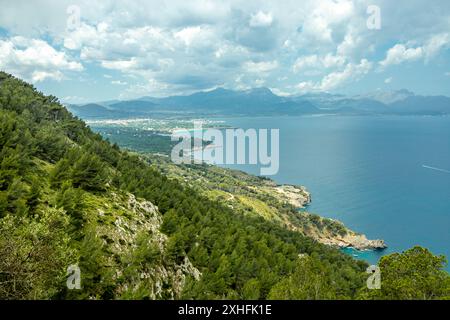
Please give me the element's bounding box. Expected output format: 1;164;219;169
111;80;127;85
174;26;209;46
384;77;393;84
119;77;172;99
297;59;373;92
0;37;83;82
293;55;320;73
322;54;346;68
296;81;316;92
293;54;345;73
424;33;450;61
337;32;364;58
254;79;266;86
214;43;248;60
380;33;450;68
1;0;450;98
65;24;174;61
380;44;423;67
243;60;279;73
249;11;273;28
300;0;354;43
320;59;372;90
101;59;139;71
64;23;100;51
270;87;290;96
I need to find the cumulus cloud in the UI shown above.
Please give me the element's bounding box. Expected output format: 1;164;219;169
243;60;279;73
380;33;450;68
380;44;423;67
0;0;449;97
424;33;450;61
111;80;127;86
249;11;273;28
299;0;354;43
174;26;216;47
297;59;373;92
0;36;83;82
293;54;345;73
320;59;372;90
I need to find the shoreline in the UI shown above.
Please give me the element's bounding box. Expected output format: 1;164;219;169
146;152;389;253
259;182;387;251
276;184;387;251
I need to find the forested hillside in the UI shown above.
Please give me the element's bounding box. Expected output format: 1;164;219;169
0;72;448;300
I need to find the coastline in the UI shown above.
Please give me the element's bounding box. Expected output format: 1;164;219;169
247;178;388;251
276;184;387;251
247;179;387;251
144;153;387;253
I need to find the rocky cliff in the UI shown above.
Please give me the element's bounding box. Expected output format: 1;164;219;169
95;193;201;299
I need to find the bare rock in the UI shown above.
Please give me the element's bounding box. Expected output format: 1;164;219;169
273;185;312;208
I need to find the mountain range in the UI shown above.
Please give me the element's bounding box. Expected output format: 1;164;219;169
67;87;450;119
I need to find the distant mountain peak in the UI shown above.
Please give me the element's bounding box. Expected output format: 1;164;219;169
189;87;234;98
209;87;230;93
396;89;415;95
245;87;274;95
356;89;415;105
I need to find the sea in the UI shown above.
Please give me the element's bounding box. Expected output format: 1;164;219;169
215;115;450;269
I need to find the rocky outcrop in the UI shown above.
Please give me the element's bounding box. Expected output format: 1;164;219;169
273;185;311;208
318;233;387;251
269;183;386;251
95;193;202;299
297;212;387;251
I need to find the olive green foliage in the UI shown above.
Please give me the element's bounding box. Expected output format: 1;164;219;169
268;256;335;300
0;208;75;299
359;246;450;300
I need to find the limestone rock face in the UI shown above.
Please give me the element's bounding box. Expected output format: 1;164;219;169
318;233;387;251
274;185;312;208
294;211;387;251
95;193;202;299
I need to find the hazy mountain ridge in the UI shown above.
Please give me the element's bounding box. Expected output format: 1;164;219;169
68;88;450;119
296;89;450;115
354;89;415;105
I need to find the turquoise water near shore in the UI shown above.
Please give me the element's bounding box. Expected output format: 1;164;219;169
217;115;450;270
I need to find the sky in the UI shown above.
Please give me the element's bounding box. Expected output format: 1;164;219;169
0;0;450;104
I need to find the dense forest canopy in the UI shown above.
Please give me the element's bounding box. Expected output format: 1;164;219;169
0;71;448;300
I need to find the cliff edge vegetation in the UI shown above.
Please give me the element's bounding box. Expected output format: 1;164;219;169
144;155;386;251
